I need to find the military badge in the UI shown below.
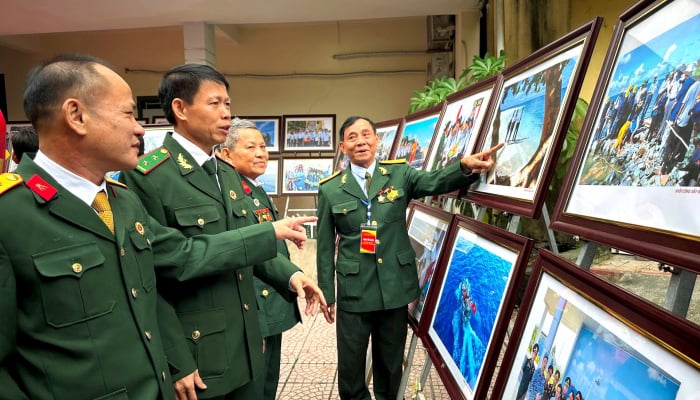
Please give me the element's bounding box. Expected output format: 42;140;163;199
177;153;193;169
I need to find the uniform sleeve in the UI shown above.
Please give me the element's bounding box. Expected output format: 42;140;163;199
405;161;479;199
315;188;336;304
253;253;301;295
0;243;30;400
156;294;196;382
149;216;278;281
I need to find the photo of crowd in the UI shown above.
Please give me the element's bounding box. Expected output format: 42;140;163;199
283;116;334;151
394;113;440;169
282;158;333;194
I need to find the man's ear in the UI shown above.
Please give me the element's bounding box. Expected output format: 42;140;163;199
62;98;88;136
171;98;186;122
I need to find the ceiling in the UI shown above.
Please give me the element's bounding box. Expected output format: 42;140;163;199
0;0;482;36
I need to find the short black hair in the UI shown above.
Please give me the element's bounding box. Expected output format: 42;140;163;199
158;64;229;125
10;126;39;160
338;116;376;140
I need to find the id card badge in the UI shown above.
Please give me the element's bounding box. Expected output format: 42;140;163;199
360;223;377;254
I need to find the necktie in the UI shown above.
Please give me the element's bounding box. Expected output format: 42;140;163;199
364;171;372;196
202;158;220;189
92;191;115;234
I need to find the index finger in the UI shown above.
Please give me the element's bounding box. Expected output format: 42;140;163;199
294;216;318;225
481;142;505;156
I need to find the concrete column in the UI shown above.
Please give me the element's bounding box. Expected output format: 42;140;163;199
455;10;481;78
183;21;216;67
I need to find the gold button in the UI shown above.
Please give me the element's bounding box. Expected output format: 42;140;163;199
145;330;152;340
238;273;244;281
242;209;247;215
162;371;167;382
243;304;249;311
72;263;83;273
342;208;347;214
131;288;138;298
262;289;269;297
192;330;201;340
197;218;205;226
378;258;383;264
375;240;380;245
120;248;126;256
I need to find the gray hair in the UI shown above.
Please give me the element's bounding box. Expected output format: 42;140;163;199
223;117;259;149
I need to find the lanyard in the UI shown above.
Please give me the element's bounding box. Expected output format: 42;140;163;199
360;199;371;225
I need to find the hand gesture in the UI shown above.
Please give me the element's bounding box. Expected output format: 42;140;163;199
460;142;505;174
289;273;328;316
173;369;207;400
271;216;318;248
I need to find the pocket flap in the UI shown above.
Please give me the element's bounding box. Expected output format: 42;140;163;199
229;200;250;218
331;200;358;215
336;259;360;277
397;248;416;266
174;204;221;227
34;242;105;278
178;309;226;340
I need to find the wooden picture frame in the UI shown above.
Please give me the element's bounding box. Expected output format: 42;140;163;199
391;104;444;169
150;115;169;125
375;117;405;163
466;18;602;219
420;215;533;399
281;157;334;195
492;249;700;399
282;114;335;152
424;75;501;174
238;115;282;153
551;0;700;271
406;201;455;332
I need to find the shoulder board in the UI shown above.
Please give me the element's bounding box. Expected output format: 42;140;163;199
0;173;23;196
319;170;342;185
135;147;170;175
379;159;407;165
105;177;127;189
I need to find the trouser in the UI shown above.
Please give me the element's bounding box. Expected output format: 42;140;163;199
336;306;408;400
256;333;283;400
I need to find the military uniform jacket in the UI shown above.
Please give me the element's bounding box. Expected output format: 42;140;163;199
316;161;478;313
120;134;300;397
240;178;302;338
0;158;277;400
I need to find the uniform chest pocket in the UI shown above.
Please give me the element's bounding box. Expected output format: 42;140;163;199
229;198;253;220
174;204;221;231
33;243;116;328
331;200;361;233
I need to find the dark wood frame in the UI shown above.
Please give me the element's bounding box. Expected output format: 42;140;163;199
390;104;444;170
491;249;700;399
375;117;405;163
406;201;455;333
551;0;700;271
280;157;334;195
420;215;533;399
238;115;282;153
282;114;335;152
465;17;602;219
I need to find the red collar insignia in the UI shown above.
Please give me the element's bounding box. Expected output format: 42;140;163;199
27;174;58;201
241;180;252;195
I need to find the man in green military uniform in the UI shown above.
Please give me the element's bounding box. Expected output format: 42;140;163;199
120;64;324;399
219;118;303;400
0;54;315;400
317;116;502;400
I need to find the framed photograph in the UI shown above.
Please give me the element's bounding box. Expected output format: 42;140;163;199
391;104;444;169
551;0;700;271
424;76;501;174
281;157;334;195
259;158;280;196
492;250;700;400
333;148;350;172
4;121;33;172
282;114;335;152
151;115;169;125
466;18;602;219
239;115;282;153
421;215;534;399
375;117;405;162
142;124;173;154
406;201;455;331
